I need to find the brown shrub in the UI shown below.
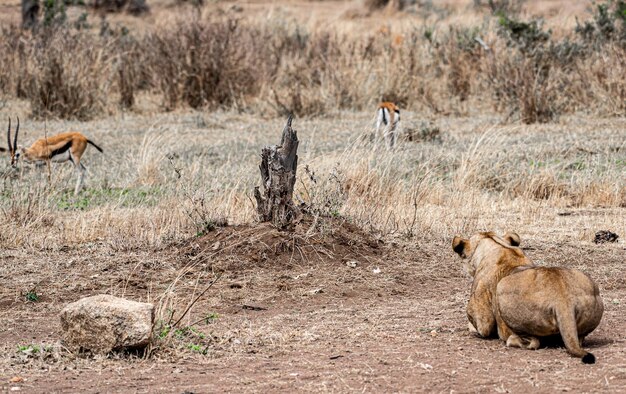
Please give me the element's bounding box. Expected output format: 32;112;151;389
485;51;563;123
0;11;623;120
21;29;112;120
145;18;267;110
574;44;626;116
441;29;484;102
117;36;144;110
0;27;21;97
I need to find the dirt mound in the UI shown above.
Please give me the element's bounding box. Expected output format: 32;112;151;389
181;215;384;272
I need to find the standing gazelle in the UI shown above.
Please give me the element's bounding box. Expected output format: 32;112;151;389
375;102;401;149
6;117;103;195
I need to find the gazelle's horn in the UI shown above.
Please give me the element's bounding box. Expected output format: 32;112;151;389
14;116;19;151
7;117;11;153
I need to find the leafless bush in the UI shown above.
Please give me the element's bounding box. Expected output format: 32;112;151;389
0;26;32;99
17;29;112;120
145;18;267;110
116;34;146;110
485;51;563;123
440;28;484;102
574;44;626;116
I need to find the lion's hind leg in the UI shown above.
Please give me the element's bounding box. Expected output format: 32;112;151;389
526;336;540;350
506;334;540;350
506;333;525;348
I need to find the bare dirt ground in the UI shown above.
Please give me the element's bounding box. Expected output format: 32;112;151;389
1;213;625;393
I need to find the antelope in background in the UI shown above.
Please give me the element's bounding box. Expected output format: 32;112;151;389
375;102;401;149
5;117;103;195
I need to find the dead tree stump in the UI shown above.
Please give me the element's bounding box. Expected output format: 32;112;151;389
254;115;300;229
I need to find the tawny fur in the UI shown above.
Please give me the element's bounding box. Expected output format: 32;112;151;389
13;131;103;195
452;231;603;363
19;132;100;162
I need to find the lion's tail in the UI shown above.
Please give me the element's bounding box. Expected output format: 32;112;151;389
556;305;595;364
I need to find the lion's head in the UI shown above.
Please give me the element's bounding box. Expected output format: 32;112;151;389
452;231;523;278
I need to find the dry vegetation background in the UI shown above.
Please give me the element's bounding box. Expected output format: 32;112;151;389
0;0;625;392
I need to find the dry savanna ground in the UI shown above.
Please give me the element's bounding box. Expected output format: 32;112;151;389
0;0;625;392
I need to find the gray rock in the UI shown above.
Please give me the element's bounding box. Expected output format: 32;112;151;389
60;294;154;354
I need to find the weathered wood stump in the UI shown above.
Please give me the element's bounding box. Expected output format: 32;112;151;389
254;115;300;229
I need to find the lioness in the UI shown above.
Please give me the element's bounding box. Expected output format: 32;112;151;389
452;231;604;364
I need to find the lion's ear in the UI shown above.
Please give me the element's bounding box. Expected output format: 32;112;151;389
452;236;470;258
503;232;521;247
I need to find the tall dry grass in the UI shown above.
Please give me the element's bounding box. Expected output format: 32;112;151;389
0;112;622;254
0;4;624;121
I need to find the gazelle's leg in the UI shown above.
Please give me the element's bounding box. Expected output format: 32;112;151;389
384;125;396;150
74;162;86;196
390;124;397;149
68;145;87;196
395;120;401;142
375;109;384;142
385;126;393;149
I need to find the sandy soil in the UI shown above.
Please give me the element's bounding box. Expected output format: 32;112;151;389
1;216;624;393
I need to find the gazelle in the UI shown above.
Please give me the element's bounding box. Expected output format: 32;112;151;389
6;117;104;195
375;102;401;149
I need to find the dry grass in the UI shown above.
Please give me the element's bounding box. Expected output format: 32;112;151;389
0;2;624;120
0;110;622;253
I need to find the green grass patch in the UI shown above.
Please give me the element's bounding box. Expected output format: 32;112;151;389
25;289;40;302
53;186;163;210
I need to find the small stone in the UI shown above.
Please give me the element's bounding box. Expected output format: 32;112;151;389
372;267;381;274
346;261;358;268
60;294;154;354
